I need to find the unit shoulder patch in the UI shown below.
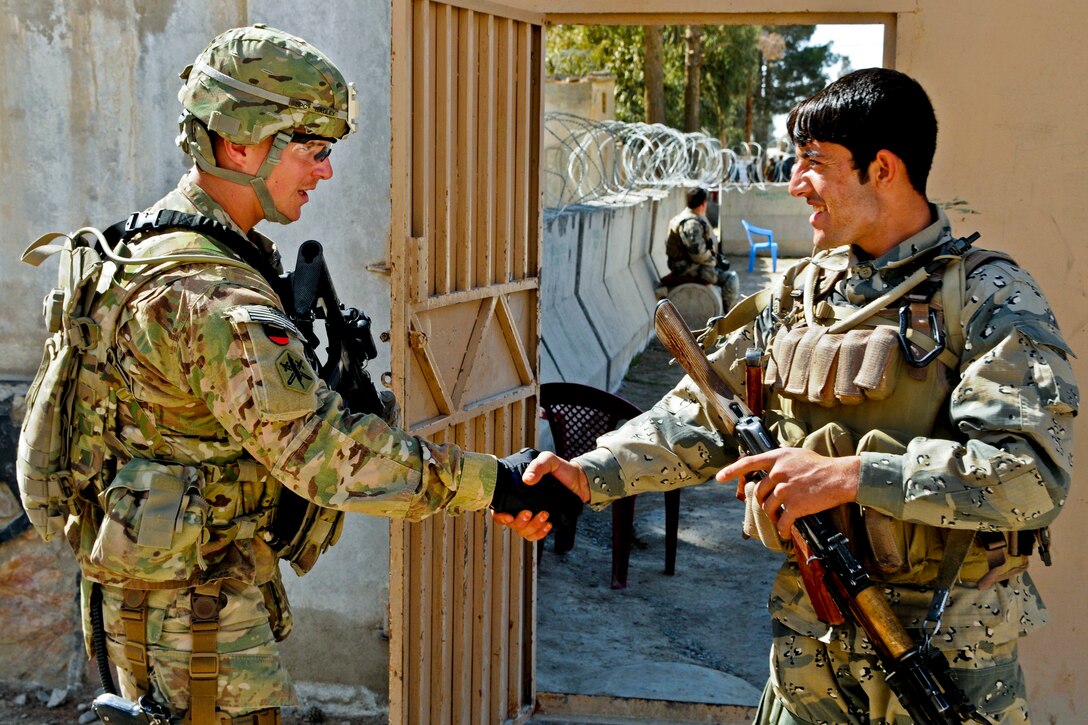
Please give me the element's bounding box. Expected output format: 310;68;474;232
276;349;316;393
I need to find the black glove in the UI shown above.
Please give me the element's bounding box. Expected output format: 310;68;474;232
491;448;584;531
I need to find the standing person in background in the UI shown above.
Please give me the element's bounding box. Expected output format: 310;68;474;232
17;25;577;723
501;68;1077;724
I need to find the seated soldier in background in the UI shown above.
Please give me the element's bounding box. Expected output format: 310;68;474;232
664;186;740;311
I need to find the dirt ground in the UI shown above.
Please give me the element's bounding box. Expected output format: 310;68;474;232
0;679;381;725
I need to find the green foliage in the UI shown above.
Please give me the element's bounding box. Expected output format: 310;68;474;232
753;27;841;145
545;23;841;147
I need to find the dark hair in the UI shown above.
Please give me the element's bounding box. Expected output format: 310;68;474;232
686;187;708;209
786;68;937;196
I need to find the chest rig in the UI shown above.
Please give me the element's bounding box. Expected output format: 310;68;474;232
731;233;1045;604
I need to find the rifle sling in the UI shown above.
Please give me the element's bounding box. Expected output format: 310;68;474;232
922;528;975;648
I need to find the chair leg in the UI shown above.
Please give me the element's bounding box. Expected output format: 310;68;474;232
611;496;637;589
748;247;756;273
664;489;680;576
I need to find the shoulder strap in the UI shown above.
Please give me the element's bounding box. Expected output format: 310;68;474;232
940;248;1016;358
104;210;288;300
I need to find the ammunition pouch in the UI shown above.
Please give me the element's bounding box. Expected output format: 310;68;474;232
90;460;209;585
267;489;345;576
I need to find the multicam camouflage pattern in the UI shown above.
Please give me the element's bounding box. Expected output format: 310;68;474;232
577;206;1076;720
178;24;354;146
60;175;497;713
665;207;720;282
98;580;297;714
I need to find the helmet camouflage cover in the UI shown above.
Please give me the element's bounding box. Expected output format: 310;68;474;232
179;24;356;146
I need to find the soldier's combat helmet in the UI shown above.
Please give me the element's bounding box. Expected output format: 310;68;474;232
177;24;357;223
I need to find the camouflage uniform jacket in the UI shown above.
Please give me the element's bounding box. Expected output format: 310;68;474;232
665;207;717;278
73;174;497;590
577;207;1077;653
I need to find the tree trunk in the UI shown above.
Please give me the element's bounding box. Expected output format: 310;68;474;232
683;25;703;132
643;26;665;125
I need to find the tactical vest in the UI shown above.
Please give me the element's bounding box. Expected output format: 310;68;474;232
708;237;1038;590
665;210;713;271
17;216;342;590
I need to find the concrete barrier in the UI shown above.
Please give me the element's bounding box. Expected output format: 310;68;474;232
540;211;609;389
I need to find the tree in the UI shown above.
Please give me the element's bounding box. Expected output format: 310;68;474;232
545;23;839;146
643;26;665;124
683;25;702;132
750;27;841;144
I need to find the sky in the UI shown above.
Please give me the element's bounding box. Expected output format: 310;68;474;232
771;24;884;140
810;23;885;77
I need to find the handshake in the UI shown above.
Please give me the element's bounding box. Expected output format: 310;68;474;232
490;448;584;533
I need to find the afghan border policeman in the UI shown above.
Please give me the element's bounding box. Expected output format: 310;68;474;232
501;68;1077;724
665;186;740;311
17;25;577;723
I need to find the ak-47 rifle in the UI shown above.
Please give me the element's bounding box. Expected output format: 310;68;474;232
653;298;993;725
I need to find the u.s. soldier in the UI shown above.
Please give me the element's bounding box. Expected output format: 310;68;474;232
504;68;1077;723
18;25;577;723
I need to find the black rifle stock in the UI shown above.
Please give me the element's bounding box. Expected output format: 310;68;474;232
289;240;383;415
653;298;992;725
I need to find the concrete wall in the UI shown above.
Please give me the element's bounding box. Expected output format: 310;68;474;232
718;186;814;258
0;0;393;713
540;187;683;393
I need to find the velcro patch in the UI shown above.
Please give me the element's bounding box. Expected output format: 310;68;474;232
276;350;316;393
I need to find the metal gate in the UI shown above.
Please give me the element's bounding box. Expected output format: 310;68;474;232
389;1;544;722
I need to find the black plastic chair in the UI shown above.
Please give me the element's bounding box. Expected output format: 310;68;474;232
539;382;681;589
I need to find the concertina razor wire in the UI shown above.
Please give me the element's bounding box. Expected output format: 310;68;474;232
543;112;795;219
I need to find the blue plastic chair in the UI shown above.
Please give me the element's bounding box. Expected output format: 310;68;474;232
741;219;779;272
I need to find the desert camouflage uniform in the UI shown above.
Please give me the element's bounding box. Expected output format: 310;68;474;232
75;175;497;716
576;207;1077;723
665;208;739;310
666;207;723;284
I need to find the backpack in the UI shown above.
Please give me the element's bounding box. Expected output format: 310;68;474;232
16;218;254;542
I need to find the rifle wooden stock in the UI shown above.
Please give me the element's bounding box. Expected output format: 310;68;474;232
653;299;845;625
652;298;990;724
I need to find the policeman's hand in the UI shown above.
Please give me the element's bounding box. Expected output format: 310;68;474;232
716;448;860;540
522;451;591;503
491;448;584;541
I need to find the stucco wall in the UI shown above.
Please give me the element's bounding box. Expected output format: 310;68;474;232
0;0;394;710
897;5;1088;722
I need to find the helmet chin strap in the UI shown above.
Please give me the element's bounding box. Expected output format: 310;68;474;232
189;130;294;225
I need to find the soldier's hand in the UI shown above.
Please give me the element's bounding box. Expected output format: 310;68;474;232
491;448;584;540
717;448;860;540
